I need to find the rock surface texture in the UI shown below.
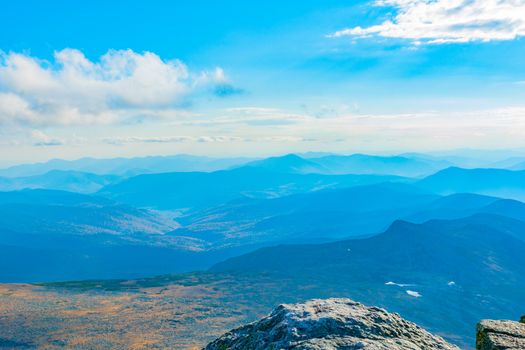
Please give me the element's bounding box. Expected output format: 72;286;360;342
476;318;525;350
203;298;459;350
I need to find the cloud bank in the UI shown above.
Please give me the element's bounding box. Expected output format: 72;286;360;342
104;135;309;145
0;49;231;126
331;0;525;44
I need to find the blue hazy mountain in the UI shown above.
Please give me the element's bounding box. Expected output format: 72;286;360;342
0;188;271;282
0;155;254;177
177;183;439;245
178;185;525;247
406;194;525;223
488;156;525;169
417;167;525;200
243;154;329;174
508;160;525;170
309;154;449;176
5;181;525;282
210;214;525;347
99;167;407;211
0;170;120;193
0;189;177;237
243;153;451;176
0;189;178;281
212;213;525;281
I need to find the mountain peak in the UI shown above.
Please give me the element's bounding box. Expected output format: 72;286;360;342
204;298;459;350
243;154;327;174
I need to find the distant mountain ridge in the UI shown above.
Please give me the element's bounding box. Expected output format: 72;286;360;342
243;154;329;174
0;152;457;180
0;170;120;193
177;185;525;248
0;155;254;177
244;153;451;177
417;166;525;201
98;167;407;210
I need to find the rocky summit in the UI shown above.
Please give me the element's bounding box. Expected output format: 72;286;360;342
203;298;459;350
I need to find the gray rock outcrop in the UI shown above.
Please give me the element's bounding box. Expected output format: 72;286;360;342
476;318;525;350
204;298;459;350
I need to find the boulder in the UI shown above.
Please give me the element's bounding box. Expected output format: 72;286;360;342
476;319;525;350
204;298;459;350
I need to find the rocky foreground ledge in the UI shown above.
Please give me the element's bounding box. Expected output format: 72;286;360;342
476;317;525;350
203;298;459;350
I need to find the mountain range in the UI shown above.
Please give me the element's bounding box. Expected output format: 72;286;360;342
0;170;120;193
98;166;406;211
211;214;525;347
175;184;525;248
244;153;452;176
0;155;253;177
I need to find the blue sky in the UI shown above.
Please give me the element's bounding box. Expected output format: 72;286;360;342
1;0;525;165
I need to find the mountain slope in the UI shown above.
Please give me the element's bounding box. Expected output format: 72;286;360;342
242;154;328;174
0;170;119;193
417;167;525;200
177;188;525;248
0;189;175;236
178;183;439;246
98;167;407;210
0;189;222;281
310;154;445;176
212;214;525;281
243;153;450;176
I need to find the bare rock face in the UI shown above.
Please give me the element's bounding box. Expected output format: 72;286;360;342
203;298;459;350
476;319;525;350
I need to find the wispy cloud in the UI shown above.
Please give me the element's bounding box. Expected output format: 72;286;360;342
31;130;64;146
330;0;525;44
0;49;236;126
103;135;311;145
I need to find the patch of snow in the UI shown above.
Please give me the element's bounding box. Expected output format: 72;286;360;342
385;281;414;287
406;290;422;298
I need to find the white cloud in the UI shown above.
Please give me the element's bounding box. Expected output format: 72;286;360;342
210;105;525;151
330;0;525;44
0;49;231;126
31;130;64;146
103;135;310;145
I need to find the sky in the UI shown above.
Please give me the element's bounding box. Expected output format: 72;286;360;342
1;0;525;165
